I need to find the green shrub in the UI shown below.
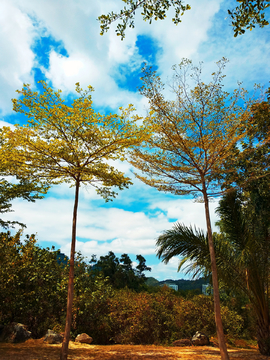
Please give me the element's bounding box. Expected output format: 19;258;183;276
103;291;244;345
0;232;68;338
108;287;176;344
72;275;114;344
173;295;216;338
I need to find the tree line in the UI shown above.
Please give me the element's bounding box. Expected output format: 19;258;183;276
0;232;151;337
0;232;253;346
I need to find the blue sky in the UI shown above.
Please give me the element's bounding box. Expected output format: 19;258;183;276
0;0;270;280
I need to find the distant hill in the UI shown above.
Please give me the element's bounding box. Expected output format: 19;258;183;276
146;277;209;292
145;277;160;287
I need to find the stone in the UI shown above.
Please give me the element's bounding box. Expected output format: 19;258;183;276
172;339;192;347
75;333;93;344
0;322;31;343
43;329;64;344
191;331;210;346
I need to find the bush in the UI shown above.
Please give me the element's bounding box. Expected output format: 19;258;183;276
173;295;216;339
0;232;68;338
103;290;244;345
108;287;176;344
72;275;114;344
174;295;243;339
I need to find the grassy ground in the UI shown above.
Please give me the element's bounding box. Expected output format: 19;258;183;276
0;339;268;360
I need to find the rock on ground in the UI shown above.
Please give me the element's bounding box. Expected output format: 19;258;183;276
0;322;31;343
43;329;63;344
191;331;210;346
75;333;93;344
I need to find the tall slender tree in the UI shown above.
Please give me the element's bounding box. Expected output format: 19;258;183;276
129;58;256;360
4;81;148;360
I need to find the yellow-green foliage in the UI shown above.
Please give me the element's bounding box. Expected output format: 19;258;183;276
93;288;244;345
3;81;148;196
0;232;68;338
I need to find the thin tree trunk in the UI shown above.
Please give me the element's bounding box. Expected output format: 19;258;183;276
60;178;80;360
202;186;230;360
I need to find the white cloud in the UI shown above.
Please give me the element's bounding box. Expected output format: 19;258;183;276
0;0;226;115
12;0;145;111
150;257;184;281
0;0;36;114
1;0;269;118
0;120;15;129
150;198;220;232
45;51;102;89
140;0;222;70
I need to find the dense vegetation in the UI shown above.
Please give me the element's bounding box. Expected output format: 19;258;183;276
0;232;255;345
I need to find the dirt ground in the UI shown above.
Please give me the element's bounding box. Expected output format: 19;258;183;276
0;340;269;360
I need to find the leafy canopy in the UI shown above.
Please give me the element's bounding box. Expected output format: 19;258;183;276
130;58;254;199
98;0;191;40
98;0;269;38
218;100;270;193
90;251;151;290
6;81;148;200
228;0;270;37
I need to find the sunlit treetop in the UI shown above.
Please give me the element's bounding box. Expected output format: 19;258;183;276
4;81;149;201
129;58;260;198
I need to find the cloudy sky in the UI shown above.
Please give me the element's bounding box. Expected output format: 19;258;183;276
0;0;269;280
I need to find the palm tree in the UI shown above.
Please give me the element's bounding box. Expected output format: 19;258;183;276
156;189;270;355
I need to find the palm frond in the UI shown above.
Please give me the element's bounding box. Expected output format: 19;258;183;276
156;222;210;277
